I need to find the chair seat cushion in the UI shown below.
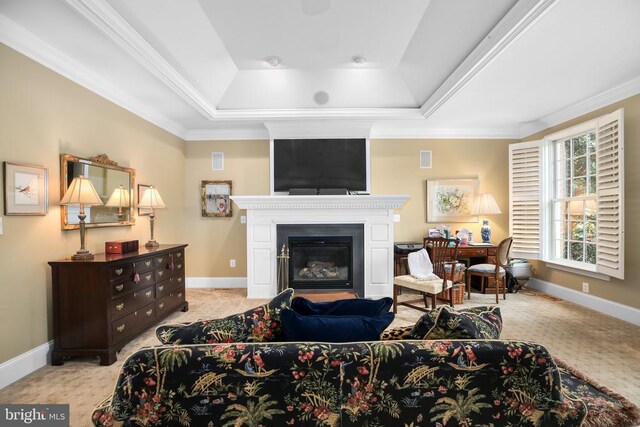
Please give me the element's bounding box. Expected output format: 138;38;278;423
468;263;505;274
281;308;395;342
291;296;393;317
394;275;453;294
409;305;503;340
155;288;294;344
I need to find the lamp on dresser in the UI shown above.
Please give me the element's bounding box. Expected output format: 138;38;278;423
59;175;103;260
471;193;502;243
138;186;166;248
105;184;131;222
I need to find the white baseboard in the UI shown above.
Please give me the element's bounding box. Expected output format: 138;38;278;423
528;278;640;326
186;277;247;288
0;340;53;390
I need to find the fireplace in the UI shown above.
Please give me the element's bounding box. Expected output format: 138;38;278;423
277;224;364;296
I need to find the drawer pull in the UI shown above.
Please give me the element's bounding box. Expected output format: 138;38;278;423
145;261;151;267
177;253;182;258
145;291;152;298
145;274;152;281
146;309;153;317
133;292;138;298
158;285;164;292
158;271;164;277
178;292;183;298
156;257;164;263
115;268;123;276
116;303;124;311
115;284;124;292
116;324;125;333
133;272;140;283
177;264;182;270
159;303;165;309
177;277;182;283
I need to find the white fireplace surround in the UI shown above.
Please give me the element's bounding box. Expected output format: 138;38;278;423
231;195;410;299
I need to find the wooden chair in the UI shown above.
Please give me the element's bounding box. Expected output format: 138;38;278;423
393;237;461;314
466;237;513;304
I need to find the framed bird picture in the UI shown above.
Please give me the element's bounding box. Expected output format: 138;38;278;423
3;162;48;215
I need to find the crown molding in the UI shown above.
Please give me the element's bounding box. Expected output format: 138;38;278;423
0;13;187;139
64;0;218;120
185;128;269;141
519;76;640;138
265;120;377;139
370;125;520;140
213;108;423;121
420;0;559;119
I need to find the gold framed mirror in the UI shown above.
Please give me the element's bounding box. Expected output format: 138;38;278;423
60;153;135;230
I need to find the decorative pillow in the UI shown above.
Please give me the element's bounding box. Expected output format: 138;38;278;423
155;288;294;344
281;308;395;343
291;296;393;317
380;325;413;340
409;305;502;340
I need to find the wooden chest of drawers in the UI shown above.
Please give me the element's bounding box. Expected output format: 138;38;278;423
49;244;188;366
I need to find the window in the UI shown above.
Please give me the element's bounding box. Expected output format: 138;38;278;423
509;109;624;280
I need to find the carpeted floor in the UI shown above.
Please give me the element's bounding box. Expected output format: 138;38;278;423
0;287;639;426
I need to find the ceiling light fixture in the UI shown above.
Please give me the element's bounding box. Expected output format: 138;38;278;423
352;55;367;65
265;56;281;67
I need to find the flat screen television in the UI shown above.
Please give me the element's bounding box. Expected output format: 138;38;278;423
272;139;368;193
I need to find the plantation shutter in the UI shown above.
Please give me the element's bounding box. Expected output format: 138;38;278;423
509;141;543;259
595;109;624;279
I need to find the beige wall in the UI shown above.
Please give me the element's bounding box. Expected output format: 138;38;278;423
521;93;640;309
183;138;514;277
184;141;270;277
0;44;186;364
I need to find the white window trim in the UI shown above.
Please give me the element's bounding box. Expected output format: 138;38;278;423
543;261;611;281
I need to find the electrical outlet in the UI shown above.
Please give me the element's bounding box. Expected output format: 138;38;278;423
230;259;236;268
393;214;400;223
582;282;589;293
240;215;246;224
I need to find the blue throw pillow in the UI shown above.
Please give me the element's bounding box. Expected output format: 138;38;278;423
281;308;394;342
291;296;393;317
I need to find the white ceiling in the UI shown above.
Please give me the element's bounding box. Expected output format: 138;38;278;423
0;0;638;140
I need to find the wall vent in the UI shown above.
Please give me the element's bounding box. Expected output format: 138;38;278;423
212;152;224;170
420;150;432;168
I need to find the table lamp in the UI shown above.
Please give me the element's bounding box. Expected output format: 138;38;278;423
60;175;103;260
105;185;131;221
138;186;166;248
471;193;502;243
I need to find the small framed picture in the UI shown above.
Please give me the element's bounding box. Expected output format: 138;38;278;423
3;162;48;215
202;180;232;217
427;178;479;223
137;184;153;216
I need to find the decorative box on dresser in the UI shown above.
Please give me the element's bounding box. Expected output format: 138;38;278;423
48;244;188;366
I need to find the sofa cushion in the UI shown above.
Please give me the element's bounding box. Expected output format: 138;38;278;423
291;296;393;317
155;288;294;344
281;308;394;342
409;305;502;340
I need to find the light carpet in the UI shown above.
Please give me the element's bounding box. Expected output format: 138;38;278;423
0;288;638;426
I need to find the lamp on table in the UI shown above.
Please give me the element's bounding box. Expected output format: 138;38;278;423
60;175;103;260
138;186;166;248
471;193;502;243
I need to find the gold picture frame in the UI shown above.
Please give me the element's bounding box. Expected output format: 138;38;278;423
201;180;232;217
3;162;48;215
426;178;479;223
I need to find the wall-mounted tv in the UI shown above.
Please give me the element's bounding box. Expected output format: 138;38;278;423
272;139;369;193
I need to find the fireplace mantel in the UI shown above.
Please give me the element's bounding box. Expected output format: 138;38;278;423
231;195;410;299
232;195;409;210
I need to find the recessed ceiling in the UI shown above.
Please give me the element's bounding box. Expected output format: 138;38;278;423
0;0;638;139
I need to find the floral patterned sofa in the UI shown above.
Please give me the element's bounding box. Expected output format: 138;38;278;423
91;338;639;426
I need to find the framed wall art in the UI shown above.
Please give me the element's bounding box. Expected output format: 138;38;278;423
426;178;479;223
3;162;48;215
137;184;153;216
202;180;232;217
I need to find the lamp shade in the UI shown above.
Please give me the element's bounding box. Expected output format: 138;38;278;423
105;185;131;208
138;186;166;209
60;175;103;206
471;193;502;216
